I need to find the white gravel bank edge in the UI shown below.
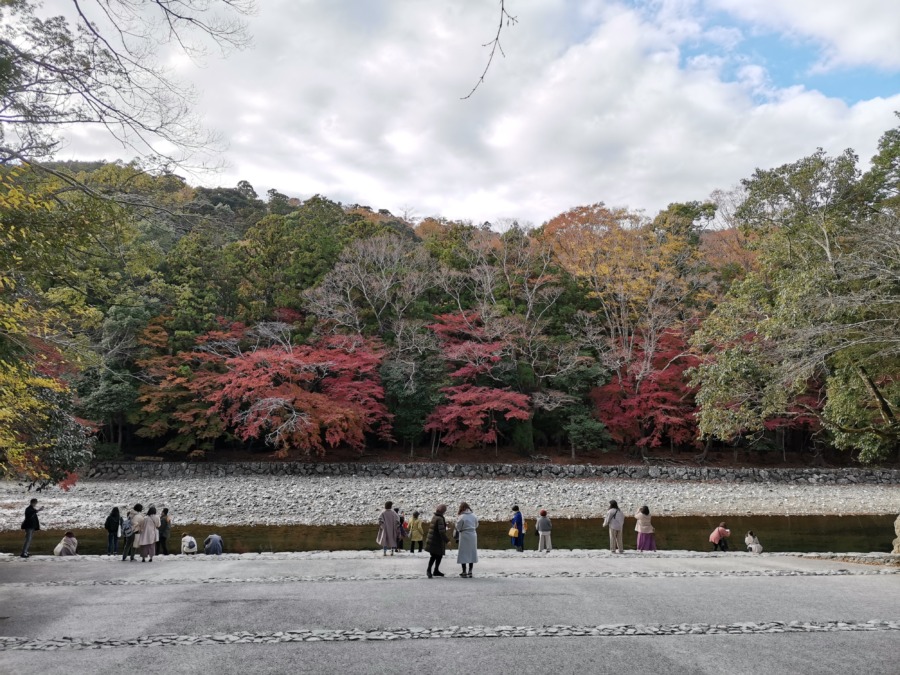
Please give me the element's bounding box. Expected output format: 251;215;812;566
1;475;898;531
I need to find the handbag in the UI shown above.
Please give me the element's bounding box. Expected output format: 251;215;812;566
508;527;519;537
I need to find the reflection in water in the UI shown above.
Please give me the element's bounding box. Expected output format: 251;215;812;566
2;515;893;556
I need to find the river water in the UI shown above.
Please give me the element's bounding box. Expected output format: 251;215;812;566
2;514;894;556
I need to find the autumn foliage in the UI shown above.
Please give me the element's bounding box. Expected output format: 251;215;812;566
592;331;700;450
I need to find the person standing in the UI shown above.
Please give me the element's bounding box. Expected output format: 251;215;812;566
408;511;425;553
509;505;525;552
710;522;731;552
536;509;552;552
456;502;479;577
157;508;172;556
104;507;121;556
120;509;135;560
20;498;42;558
137;505;160;562
634;505;657;552
125;504;144;562
377;501;401;556
603;500;625;553
394;507;406;553
425;504;449;578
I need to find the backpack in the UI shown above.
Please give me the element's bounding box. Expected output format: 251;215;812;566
121;518;134;537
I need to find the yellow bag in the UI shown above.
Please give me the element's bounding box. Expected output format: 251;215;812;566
508;527;519;537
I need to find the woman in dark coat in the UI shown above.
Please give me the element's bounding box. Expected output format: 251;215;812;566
510;505;525;552
104;507;121;556
424;504;449;578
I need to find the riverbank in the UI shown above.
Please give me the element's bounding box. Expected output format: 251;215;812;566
2;475;897;531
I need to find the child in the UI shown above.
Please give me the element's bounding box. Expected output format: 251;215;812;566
408;511;425;553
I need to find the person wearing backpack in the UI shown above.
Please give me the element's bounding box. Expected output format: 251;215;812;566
603;500;625;553
104;507;121;556
120;507;138;561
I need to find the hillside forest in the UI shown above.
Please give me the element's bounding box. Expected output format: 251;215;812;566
2;117;899;488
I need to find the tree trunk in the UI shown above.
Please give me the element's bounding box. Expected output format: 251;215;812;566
571;438;576;460
695;437;711;463
118;416;124;452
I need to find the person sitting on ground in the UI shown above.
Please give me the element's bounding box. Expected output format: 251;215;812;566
710;522;731;551
204;533;224;555
181;532;198;554
745;530;763;554
55;531;78;556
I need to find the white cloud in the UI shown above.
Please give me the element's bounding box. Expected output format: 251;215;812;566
711;0;900;70
51;0;900;225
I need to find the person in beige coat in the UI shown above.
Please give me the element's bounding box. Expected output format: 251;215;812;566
634;505;656;551
137;505;161;562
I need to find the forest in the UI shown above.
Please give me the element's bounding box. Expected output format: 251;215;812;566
0;0;898;488
2;120;899;487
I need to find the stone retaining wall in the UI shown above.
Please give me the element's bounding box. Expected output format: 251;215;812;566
85;461;900;484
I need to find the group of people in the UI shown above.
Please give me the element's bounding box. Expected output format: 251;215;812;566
376;499;765;574
377;501;480;578
600;504;764;554
107;504;171;562
602;500;657;552
17;497;225;559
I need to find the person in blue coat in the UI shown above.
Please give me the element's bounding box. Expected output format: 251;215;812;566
510;505;525;552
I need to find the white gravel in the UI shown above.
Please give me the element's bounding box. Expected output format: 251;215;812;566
1;476;897;530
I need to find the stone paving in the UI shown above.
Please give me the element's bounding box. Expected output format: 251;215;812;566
2;620;898;652
2;549;899;673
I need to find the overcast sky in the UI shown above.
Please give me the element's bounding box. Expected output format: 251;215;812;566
58;0;900;225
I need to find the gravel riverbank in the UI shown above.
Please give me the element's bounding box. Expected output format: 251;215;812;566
1;476;897;531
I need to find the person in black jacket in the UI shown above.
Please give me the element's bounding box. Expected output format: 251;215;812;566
424;504;449;578
104;507;121;556
20;498;42;558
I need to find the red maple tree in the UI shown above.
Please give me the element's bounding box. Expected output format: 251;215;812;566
592;330;700;450
424;312;531;451
208;334;393;456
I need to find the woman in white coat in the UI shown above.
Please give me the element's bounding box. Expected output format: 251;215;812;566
137;505;161;562
603;500;625;553
455;502;479;578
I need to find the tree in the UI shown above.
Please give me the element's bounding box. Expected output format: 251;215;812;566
1;172;96;486
303;234;438;336
0;0;253;165
592;330;699;452
424;384;530;455
208;333;393;456
548;202;710;455
692;131;900;463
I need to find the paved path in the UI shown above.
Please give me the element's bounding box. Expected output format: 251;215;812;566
1;550;898;674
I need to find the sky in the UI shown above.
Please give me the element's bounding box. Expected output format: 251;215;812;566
57;0;900;226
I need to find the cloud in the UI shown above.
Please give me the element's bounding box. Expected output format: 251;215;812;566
51;0;900;225
710;0;900;70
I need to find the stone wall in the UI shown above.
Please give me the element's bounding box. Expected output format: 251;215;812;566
85;461;900;484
